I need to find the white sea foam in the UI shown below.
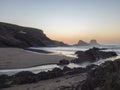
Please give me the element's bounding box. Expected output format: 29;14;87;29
1;45;120;75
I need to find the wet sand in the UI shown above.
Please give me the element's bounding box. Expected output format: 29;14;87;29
0;48;74;69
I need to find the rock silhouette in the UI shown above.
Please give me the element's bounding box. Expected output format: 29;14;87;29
74;39;100;46
0;22;67;48
71;47;117;63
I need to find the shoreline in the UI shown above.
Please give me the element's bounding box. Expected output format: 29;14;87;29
0;48;74;69
0;63;57;70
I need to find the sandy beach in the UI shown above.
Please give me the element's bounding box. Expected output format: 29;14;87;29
0;48;74;69
0;48;86;90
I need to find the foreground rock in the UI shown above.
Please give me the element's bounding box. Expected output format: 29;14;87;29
71;47;117;63
81;59;120;90
0;22;67;48
0;75;11;89
0;66;87;89
12;71;36;84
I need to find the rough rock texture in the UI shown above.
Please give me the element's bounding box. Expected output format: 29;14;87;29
57;59;70;65
0;66;88;89
81;59;120;90
71;47;117;63
0;22;67;48
0;75;11;89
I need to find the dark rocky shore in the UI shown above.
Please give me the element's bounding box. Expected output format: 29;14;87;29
80;58;120;90
56;58;120;90
71;47;117;63
1;58;120;90
0;66;88;89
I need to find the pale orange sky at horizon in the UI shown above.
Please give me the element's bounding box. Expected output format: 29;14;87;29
0;0;120;44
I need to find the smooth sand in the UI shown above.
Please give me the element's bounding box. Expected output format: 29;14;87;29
0;48;74;69
1;73;86;90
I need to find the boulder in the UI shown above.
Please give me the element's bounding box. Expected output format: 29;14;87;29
57;59;70;65
63;66;72;72
0;75;11;89
86;64;98;71
37;68;63;80
71;47;117;63
12;71;36;84
81;59;120;90
64;67;86;75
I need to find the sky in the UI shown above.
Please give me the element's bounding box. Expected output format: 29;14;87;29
0;0;120;44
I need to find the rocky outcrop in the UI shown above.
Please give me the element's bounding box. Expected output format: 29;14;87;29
74;39;100;46
89;39;99;45
74;40;88;46
0;66;87;89
81;59;120;90
12;71;36;84
57;59;70;65
0;22;67;48
71;47;117;63
0;74;11;89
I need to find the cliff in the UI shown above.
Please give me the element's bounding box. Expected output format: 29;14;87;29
0;22;67;48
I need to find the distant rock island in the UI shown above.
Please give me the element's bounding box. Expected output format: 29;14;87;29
74;39;100;46
0;22;67;48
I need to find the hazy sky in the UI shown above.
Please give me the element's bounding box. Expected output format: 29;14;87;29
0;0;120;44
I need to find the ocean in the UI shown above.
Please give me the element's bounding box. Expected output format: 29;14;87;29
0;45;120;75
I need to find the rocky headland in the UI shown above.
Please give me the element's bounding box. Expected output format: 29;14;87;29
0;22;67;48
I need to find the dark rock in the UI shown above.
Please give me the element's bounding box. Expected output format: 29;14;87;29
12;71;36;84
0;75;11;89
57;59;70;65
71;47;117;63
81;59;120;90
63;66;72;72
36;72;49;80
64;67;86;75
86;64;98;71
37;68;63;80
49;68;63;78
0;22;67;48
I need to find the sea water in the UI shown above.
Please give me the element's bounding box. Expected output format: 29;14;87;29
0;45;120;75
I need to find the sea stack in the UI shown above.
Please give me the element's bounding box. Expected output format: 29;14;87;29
89;39;99;45
74;39;100;46
77;40;88;46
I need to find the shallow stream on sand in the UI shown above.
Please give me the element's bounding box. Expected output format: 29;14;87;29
0;45;120;75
